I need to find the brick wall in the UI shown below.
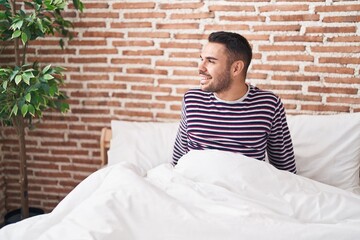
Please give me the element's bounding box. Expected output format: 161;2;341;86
0;0;359;219
0;143;4;223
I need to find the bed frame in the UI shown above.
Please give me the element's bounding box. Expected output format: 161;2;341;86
100;128;112;166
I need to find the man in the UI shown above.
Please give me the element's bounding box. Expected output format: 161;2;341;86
172;31;297;173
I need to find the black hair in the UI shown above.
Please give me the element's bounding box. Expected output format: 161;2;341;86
208;31;252;72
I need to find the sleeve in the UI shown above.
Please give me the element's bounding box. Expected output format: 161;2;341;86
267;98;297;173
172;98;189;165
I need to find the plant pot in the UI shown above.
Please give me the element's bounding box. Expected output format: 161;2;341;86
4;207;45;226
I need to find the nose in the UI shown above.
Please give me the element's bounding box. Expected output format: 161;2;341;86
198;59;206;73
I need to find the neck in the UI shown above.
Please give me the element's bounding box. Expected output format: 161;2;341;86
215;82;248;101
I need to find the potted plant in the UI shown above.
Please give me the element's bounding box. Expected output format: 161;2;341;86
0;0;83;221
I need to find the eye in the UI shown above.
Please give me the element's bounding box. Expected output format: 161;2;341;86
208;59;215;63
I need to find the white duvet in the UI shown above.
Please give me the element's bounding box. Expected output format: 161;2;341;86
1;150;360;240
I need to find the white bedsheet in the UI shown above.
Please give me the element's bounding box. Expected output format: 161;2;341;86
1;150;360;240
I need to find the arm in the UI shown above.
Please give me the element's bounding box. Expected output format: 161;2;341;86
172;99;189;165
267;98;297;173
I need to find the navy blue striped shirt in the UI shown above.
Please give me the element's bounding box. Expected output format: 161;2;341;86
172;85;297;173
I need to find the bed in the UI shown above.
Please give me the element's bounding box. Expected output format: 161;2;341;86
1;113;360;240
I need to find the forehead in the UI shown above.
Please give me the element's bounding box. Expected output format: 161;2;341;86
201;42;229;60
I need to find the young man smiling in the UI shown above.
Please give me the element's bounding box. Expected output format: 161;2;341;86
172;31;297;173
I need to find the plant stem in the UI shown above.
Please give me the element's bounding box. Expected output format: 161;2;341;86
13;115;29;219
10;0;21;66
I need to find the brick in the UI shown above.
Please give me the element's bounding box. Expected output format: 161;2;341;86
220;15;266;22
68;40;107;46
173;69;199;76
252;64;299;72
258;45;305;52
324;77;360;84
160;42;202;49
128;32;170;38
306;26;356;34
127;68;168;75
326;96;360;104
304;66;354;75
311;46;360;53
158;78;198;85
315;4;360;12
169;52;200;59
114;76;154;84
159;3;204;9
73;21;106;28
125;102;166;109
259;4;309;12
83;3;109;9
256;84;302;91
301;104;350;113
79;49;118;55
112;2;156;9
323;15;360;23
111;22;152;28
86;83;127;90
156;23;199;29
319;57;360;65
114;110;154;118
267;54;314;62
131;85;172;94
278;93;322;102
68;57;107;64
113;40;154;47
270;14;320;21
123;49;163;56
327;36;360;43
274;35;323;42
112;92;152;100
79;12;119;18
83;67;122;73
272;75;320;82
170;12;215;20
308;86;357;95
83;31;124;38
253;25;301;32
111;58;151;65
124;12;166;19
155;60;198;67
209;5;255;12
204;24;250;31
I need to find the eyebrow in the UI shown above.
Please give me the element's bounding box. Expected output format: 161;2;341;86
200;55;219;61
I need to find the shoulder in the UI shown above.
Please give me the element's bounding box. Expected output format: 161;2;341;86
184;88;212;101
247;85;281;105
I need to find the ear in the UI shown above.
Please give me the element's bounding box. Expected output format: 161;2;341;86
231;60;245;76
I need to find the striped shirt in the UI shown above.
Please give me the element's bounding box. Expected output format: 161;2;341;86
172;85;297;173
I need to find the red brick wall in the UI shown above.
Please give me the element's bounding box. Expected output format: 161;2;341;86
0;0;359;219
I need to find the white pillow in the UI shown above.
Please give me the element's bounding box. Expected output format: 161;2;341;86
107;121;179;172
287;113;360;192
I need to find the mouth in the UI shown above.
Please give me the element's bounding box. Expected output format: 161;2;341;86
199;73;212;85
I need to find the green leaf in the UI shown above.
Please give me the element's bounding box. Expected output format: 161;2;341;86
21;32;28;45
12;20;24;30
0;12;6;20
49;85;57;96
15;74;22;85
10;104;18;117
11;30;21;39
43;74;54;80
42;64;51;74
60;102;69;113
25;93;31;102
2;80;8;90
28;104;35;116
21;104;28;117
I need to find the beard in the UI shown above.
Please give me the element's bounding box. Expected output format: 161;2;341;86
199;69;232;94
